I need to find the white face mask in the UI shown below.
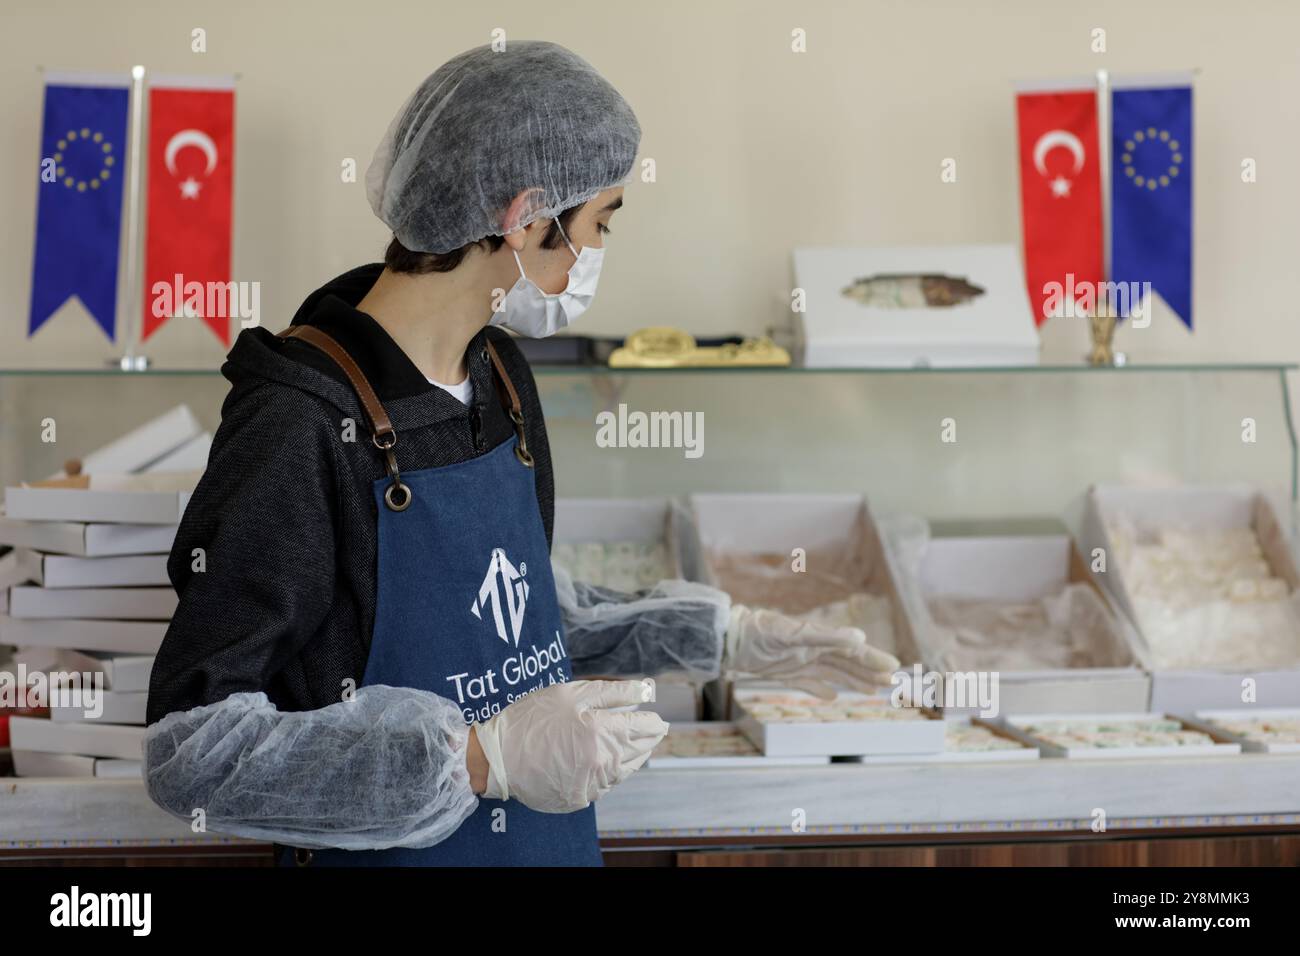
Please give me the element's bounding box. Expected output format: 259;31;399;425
493;218;604;338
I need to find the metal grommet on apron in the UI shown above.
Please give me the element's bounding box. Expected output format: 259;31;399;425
508;410;534;466
373;431;411;512
274;326;601;867
294;848;313;867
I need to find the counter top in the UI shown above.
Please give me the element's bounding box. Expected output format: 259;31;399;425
4;753;1299;849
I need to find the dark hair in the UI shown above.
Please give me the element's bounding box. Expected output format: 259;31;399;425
385;204;582;275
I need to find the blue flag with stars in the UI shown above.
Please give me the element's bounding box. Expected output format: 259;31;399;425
1111;84;1193;329
29;76;130;340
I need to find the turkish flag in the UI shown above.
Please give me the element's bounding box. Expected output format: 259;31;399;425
143;82;234;343
1016;89;1103;325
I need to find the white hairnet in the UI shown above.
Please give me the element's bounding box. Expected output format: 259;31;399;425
366;40;641;254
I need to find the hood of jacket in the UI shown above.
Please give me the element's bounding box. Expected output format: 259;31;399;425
218;263;499;433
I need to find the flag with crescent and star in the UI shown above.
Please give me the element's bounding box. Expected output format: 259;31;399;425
144;77;235;344
1015;85;1104;326
1111;83;1193;329
28;74;131;340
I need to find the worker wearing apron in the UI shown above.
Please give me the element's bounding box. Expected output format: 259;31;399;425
143;42;900;867
284;330;603;867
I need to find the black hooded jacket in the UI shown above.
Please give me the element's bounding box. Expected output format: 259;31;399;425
145;264;557;726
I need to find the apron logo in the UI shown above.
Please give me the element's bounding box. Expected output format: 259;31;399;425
469;547;530;646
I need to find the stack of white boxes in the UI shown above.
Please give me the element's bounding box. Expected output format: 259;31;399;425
0;407;209;778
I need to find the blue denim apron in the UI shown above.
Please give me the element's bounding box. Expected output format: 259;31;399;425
276;326;601;867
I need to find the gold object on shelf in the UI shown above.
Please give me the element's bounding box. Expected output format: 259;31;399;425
1087;312;1117;366
608;326;792;368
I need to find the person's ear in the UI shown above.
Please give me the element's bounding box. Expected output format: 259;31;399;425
501;188;545;251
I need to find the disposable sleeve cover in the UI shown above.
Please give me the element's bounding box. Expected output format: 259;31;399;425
554;562;730;681
143;686;478;851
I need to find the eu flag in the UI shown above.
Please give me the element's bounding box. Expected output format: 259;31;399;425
29;77;130;340
1111;84;1193;329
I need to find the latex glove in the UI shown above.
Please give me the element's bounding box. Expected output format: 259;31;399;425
724;604;901;699
473;679;668;813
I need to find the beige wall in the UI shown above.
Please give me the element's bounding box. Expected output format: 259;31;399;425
4;0;1298;363
1;0;1298;509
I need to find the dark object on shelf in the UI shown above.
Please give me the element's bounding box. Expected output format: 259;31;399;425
511;335;596;365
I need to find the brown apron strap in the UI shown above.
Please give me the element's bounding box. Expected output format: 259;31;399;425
279;325;395;443
484;339;534;467
276;326;535;510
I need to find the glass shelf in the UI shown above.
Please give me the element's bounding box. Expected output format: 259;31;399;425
1;363;1295;525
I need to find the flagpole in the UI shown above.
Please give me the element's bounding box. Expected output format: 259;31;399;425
1096;68;1111;319
115;63;149;371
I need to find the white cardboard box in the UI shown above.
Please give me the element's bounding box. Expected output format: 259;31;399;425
733;688;946;757
143;431;212;473
8;716;146;761
792;244;1040;368
3;487;189;525
10;647;154;692
895;531;1150;715
74;405;203;476
51;691;148;725
7;586;177;620
997;711;1242;760
1079;484;1300;711
1184;708;1300;754
11;749;98;777
0;615;168;654
82;653;155;692
14;550;170;588
690;493;926;719
0;515;177;556
94;758;143;779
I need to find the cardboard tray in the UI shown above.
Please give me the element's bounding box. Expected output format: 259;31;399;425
690;493;926;720
1182;708;1300;754
733;688;946;757
892;528;1150;715
1078;484;1300;710
996;711;1242;760
555;497;680;578
690;492;924;665
852;715;1040;764
644;722;830;769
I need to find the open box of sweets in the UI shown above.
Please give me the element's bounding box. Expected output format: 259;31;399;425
645;722;829;768
732;688;946;757
853;715;1039;764
1182;709;1300;754
884;521;1149;714
689;493;928;721
995;712;1242;759
1078;484;1300;710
